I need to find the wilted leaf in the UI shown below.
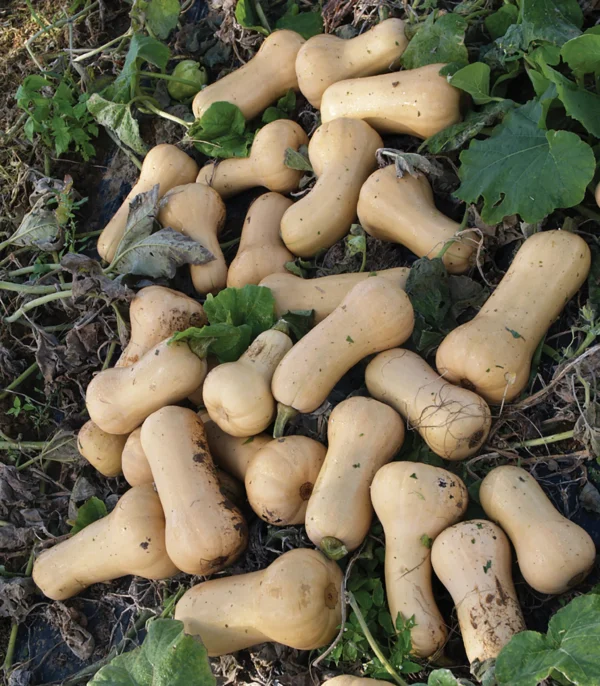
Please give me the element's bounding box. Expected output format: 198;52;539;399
110;228;214;279
10;207;62;251
87;94;148;154
61;253;133;301
377;150;444;179
284;145;313;171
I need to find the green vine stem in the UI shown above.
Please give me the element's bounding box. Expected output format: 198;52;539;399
510;429;574;449
7;264;61;277
0;362;39;402
72;27;133;62
347;592;409;686
139;100;191;128
0;281;71;295
4;290;74;324
136;70;205;90
0;440;48;452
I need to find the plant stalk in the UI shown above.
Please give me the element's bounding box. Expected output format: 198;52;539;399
0;362;39;402
5;289;74;324
511;429;575;449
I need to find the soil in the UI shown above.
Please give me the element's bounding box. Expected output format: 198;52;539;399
0;1;599;685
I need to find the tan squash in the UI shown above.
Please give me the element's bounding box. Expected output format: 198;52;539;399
121;428;151;486
188;357;220;406
366;349;491;460
203;328;293;437
357;166;474;274
86;339;207;434
245;435;326;525
296;19;408;108
280;118;382;257
117;285;206;367
436;230;591;403
306;397;404;559
174;547;343;655
192;30;305;120
98;145;199;262
259;268;410;323
77;420;128;477
32;484;178;600
371;462;468;657
157;183;227;294
197;120;308;199
320;63;462;139
141;407;247;575
272;277;414;430
480;465;596;594
595;181;600;208
431;520;526;664
326;676;394;685
227;192;294;288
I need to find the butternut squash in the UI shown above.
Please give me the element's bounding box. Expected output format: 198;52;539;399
196;120;308;199
188;357;220;406
141;406;247;575
77;420;128;477
174;547;343;655
296;19;408;108
431;520;526;664
203;418;272;481
116;285;206;367
371;462;468;657
326;677;393;685
272;277;414;430
595;181;600;208
32;484;177;600
280;118;382;257
158;183;227;294
192;30;305;120
98;144;199;262
245;435;326;525
480;465;596;594
320;64;462;138
306;397;404;559
227;192;294;288
86;339;207;435
436;230;591;404
203;328;293;437
259;268;410;323
121;428;151;486
357;167;474;274
366;349;491;460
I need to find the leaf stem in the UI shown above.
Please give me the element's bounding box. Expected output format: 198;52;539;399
0;440;48;452
511;429;574;449
0;362;39;402
5;289;74;324
347;592;409;686
6;264;61;277
72;28;133;62
575;204;600;222
2;622;18;672
0;281;71;295
138;100;191;128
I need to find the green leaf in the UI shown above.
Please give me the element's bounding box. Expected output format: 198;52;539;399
89;619;216;686
87;94;148;154
187;102;254;159
401;13;468;70
275;4;324;40
562;34;600;76
519;0;582;47
171;322;253;363
145;0;180;40
455;99;595;224
235;0;269;35
70;497;107;534
406;257;452;332
115;33;170;96
204;284;276;338
485;4;518;40
11;207;61;251
540;65;600;137
279;309;315;339
421;99;514;154
449;62;494;105
262;89;297;123
496;594;600;686
284;145;313;171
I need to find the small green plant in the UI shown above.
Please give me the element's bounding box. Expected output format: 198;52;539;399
5;396;35;418
16;74;98;160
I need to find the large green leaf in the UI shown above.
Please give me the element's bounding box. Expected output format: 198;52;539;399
541;65;600;137
401;13;468;70
204;284;276;338
187;102;254;159
90;619;216;686
561;33;600;76
455;100;594;223
496;594;600;686
519;0;582;47
449;63;495;105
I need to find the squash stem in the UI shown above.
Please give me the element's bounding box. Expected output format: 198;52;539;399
273;403;297;438
347;592;409;686
271;319;291;336
320;536;348;561
436;238;456;261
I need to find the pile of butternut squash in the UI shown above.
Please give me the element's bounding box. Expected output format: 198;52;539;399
32;18;597;682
